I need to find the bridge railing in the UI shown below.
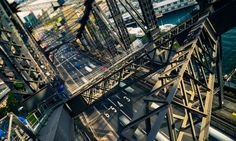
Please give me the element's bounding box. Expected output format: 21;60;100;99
25;93;65;133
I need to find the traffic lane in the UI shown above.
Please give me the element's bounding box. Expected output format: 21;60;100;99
80;52;103;66
62;61;77;74
73;77;83;86
83;107;118;140
66;79;79;92
94;100;124;132
92;82;150;132
57;65;69;80
79;53;102;66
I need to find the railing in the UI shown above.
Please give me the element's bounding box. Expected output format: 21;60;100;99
26;93;66;133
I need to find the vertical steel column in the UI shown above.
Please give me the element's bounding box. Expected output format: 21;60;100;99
82;30;96;51
106;0;131;49
216;35;224;108
93;10;117;56
145;102;151;133
86;20;104;51
138;0;159;40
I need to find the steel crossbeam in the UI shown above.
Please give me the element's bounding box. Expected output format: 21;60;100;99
106;0;131;49
67;3;218;139
0;113;37;140
119;17;218;141
0;2;49;94
70;13;201;100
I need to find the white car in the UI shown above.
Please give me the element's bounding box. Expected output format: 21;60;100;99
85;66;92;72
119;82;134;93
40;65;45;69
88;62;96;68
45;72;50;76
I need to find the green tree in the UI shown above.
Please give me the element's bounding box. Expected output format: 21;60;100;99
0;93;25;118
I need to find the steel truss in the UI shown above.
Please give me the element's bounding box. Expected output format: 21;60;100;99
70;13;200;103
0;113;37;140
137;0;159;40
106;0;131;49
120;18;218;141
85;19;114;62
68;5;217;139
0;2;48;94
93;6;118;56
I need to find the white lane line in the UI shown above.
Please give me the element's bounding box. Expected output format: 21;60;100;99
115;95;121;99
56;53;77;67
93;107;119;138
102;104;108;110
107;98;131;120
68;61;86;79
55;57;78;87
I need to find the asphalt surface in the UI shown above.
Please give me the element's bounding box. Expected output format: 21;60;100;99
76;78;172;140
52;44;104;93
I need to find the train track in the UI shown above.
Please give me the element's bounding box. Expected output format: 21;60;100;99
211;114;236;138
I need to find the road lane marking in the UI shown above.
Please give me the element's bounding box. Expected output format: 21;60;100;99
107;98;130;119
68;61;86;80
54;57;78;88
93;107;119;138
56;53;77;67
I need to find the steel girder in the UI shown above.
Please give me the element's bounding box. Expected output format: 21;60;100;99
120;18;218;141
0;3;49;94
0;113;37;140
137;0;159;40
93;6;118;56
118;0;147;33
69;12;200;103
0;92;66;140
86;19;114;62
68;9;217;140
2;0;58;81
106;0;131;50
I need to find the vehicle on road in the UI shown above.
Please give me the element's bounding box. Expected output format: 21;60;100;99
119;82;134;93
100;66;108;71
40;65;45;69
88;62;96;68
45;72;50;76
76;64;81;69
85;66;92;72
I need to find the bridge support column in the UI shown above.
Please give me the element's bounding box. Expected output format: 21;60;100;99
137;0;159;40
106;0;131;50
145;103;151;133
216;35;224;108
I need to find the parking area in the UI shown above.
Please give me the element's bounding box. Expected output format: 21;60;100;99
52;44;105;93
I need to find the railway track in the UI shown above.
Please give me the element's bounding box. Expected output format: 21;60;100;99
211;114;236;138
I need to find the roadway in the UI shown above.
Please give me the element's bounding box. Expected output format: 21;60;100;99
74;76;236;140
75;78;172;140
51;44;104;94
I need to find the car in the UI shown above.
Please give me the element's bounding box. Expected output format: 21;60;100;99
100;66;108;71
46;72;50;76
85;66;92;72
88;62;96;68
81;77;88;83
119;82;134;93
75;64;81;69
40;65;45;69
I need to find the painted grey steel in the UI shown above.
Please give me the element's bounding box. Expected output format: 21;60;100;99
106;0;131;49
